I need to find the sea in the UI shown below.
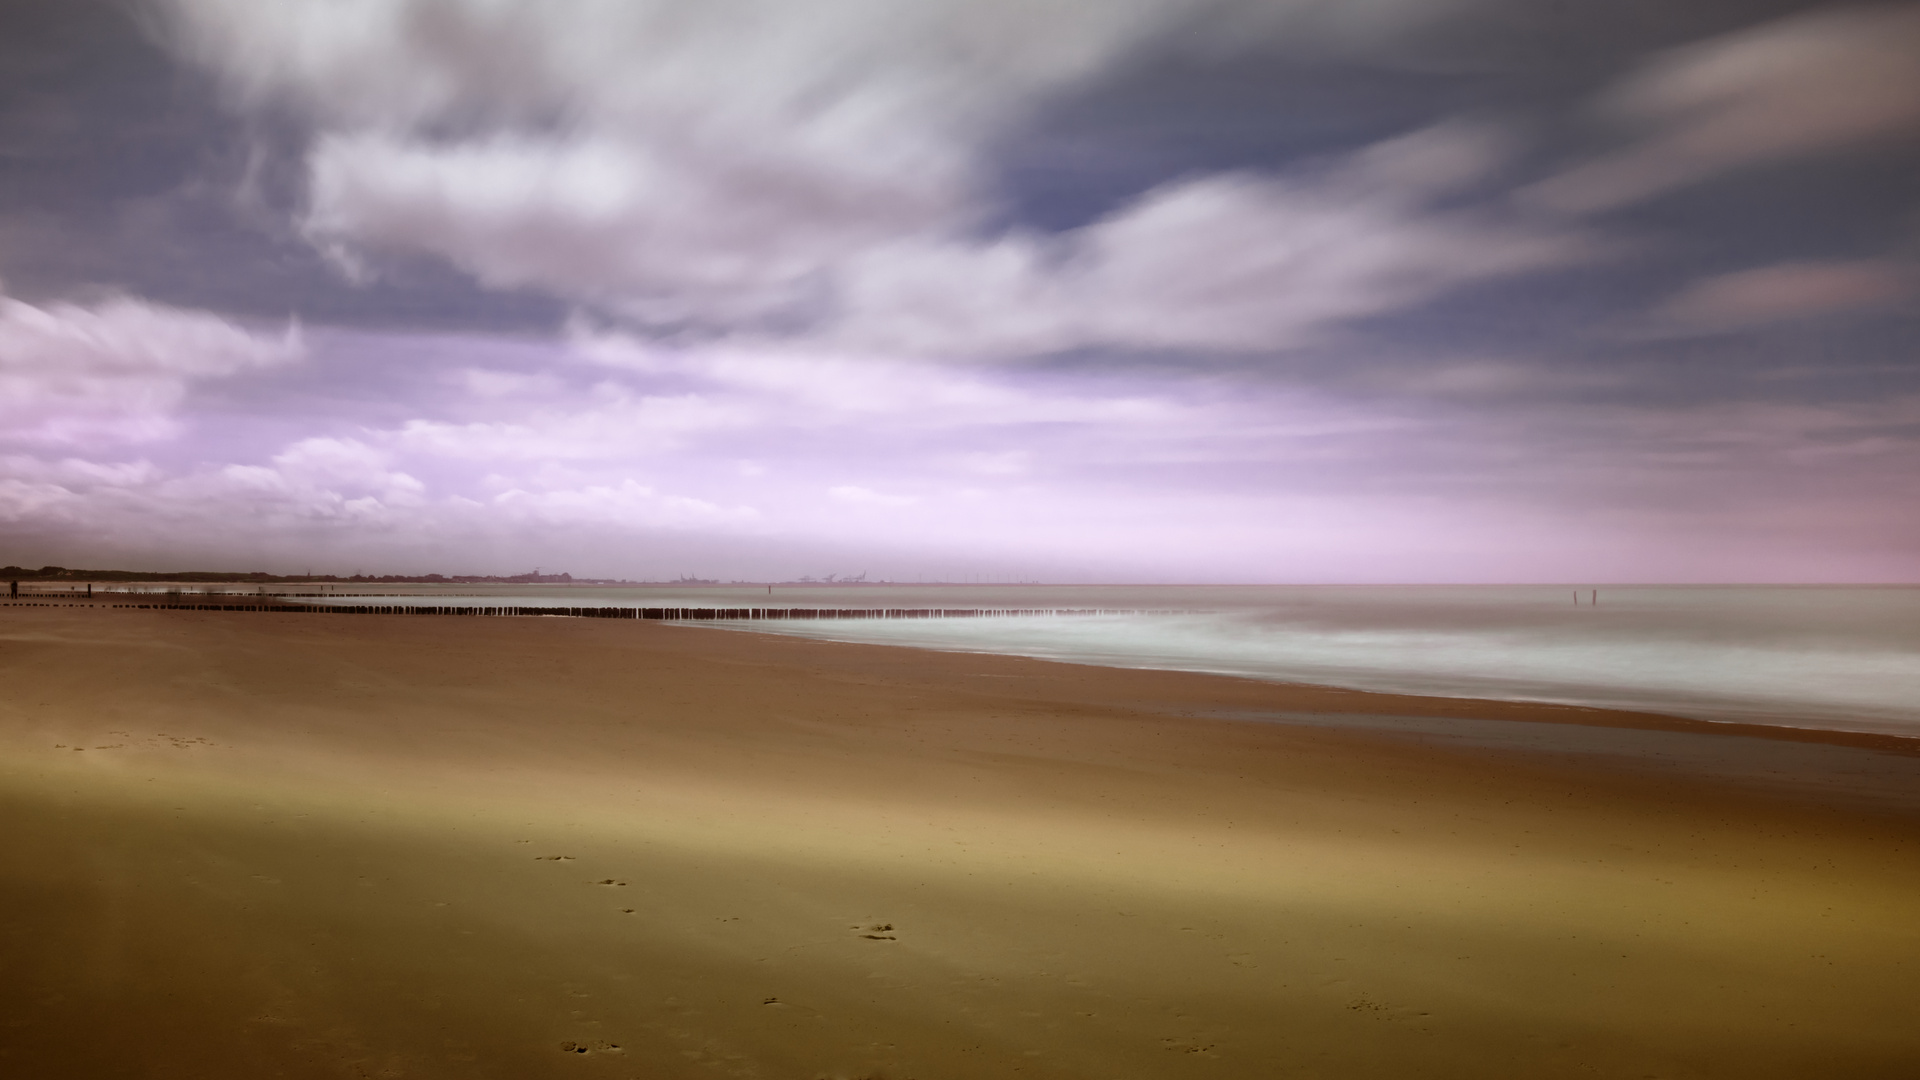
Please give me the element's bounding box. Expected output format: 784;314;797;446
276;583;1920;738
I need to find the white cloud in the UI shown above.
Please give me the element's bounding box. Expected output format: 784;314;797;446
0;479;83;525
154;0;1562;353
571;333;1185;427
208;438;427;530
397;388;753;461
302;129;962;325
0;455;163;488
273;437;426;500
493;479;759;530
156;0;1182;131
158;0;1190;325
825;148;1585;356
519;130;1583;360
1528;4;1920;214
0;293;299;444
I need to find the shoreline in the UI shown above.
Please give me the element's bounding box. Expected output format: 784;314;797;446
6;593;1916;746
707;618;1920;751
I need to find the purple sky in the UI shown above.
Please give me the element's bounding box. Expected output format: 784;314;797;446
3;0;1918;581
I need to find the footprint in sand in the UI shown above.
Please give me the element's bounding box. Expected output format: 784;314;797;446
159;735;213;750
852;922;897;941
1345;996;1428;1022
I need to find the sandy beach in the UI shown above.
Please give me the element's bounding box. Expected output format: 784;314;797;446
2;605;1916;1079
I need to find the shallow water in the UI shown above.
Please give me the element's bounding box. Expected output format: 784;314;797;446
280;583;1917;736
1225;711;1920;813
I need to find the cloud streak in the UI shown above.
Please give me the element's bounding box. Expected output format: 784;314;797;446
825;140;1590;355
4;321;1916;581
0;292;299;445
151;0;1574;352
1653;259;1914;334
1529;4;1920;214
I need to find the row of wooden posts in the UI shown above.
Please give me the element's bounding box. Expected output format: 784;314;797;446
68;601;1132;621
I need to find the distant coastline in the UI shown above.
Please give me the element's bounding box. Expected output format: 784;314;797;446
0;565;629;586
0;565;1015;587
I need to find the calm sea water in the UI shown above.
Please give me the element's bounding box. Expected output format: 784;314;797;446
297;584;1919;736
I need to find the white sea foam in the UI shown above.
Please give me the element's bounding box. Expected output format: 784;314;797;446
306;584;1919;735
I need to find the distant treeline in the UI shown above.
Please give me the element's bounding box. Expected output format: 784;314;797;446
0;566;625;585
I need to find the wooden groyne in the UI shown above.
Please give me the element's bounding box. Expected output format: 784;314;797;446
7;599;1141;620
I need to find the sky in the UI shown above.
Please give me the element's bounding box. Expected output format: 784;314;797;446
1;0;1917;582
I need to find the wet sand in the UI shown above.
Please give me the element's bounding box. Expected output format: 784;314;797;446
1;606;1916;1078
